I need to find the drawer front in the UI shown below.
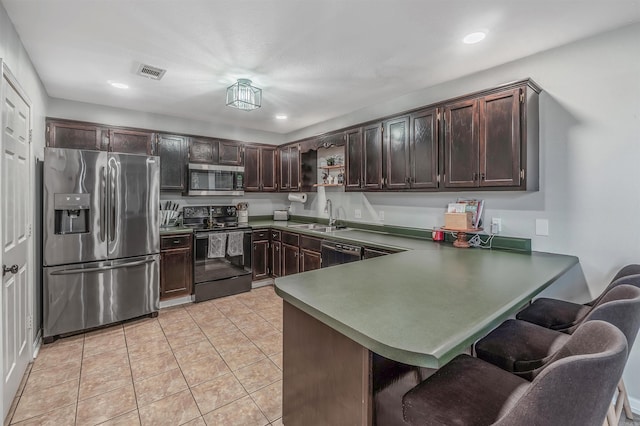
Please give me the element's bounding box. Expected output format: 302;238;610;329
161;234;192;250
252;229;270;241
271;230;281;241
300;235;322;252
281;231;299;246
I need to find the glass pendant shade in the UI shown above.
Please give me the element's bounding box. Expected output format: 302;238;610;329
226;79;262;111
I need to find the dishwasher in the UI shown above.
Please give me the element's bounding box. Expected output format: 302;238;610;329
321;240;362;267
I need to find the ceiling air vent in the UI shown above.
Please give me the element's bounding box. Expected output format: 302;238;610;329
136;64;166;80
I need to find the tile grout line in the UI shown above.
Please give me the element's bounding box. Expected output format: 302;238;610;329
74;333;86;426
122;323;143;426
166;306;205;423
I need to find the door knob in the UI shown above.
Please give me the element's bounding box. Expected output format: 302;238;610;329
3;264;19;277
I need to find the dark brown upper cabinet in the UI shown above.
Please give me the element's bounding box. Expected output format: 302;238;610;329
410;108;439;189
444;85;537;190
219;140;243;165
189;137;218;164
109;129;155;155
383;116;411;189
244;145;277;192
479;89;521;187
46;119;154;154
345;128;363;191
382;112;439;191
157;134;188;191
444;99;479;188
46;119;109;151
362;123;383;190
279;145;300;192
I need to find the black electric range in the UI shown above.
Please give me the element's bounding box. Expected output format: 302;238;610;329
182;205;252;302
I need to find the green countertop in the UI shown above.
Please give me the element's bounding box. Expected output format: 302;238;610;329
274;243;578;368
159;227;193;236
249;220;426;251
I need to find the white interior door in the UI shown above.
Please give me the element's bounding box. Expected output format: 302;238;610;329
1;62;32;421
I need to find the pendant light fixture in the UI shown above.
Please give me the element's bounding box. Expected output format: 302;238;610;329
226;79;262;111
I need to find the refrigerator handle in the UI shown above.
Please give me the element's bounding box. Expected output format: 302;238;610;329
50;258;155;275
100;166;107;242
109;160;117;242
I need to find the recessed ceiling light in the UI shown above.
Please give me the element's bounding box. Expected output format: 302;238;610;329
108;81;129;89
463;32;486;44
275;115;288;120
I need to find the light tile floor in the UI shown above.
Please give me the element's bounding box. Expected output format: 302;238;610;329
6;285;284;426
4;283;640;426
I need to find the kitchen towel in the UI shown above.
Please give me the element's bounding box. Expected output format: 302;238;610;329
208;233;227;258
227;232;244;257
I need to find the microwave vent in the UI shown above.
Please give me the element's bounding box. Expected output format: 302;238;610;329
137;64;166;80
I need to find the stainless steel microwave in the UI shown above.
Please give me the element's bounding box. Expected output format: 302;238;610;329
187;163;245;196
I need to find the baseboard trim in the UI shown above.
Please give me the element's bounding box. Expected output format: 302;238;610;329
629;395;640;416
159;295;194;309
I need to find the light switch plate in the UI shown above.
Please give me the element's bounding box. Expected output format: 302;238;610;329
535;219;549;236
354;209;362;219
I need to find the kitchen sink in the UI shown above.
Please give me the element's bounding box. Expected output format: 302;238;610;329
288;223;350;233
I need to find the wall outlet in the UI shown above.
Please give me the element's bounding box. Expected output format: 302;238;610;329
536;219;549;236
379;211;385;221
354;209;362;219
491;218;502;234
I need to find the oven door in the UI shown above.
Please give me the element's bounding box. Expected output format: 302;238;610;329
188;164;245;196
193;230;252;283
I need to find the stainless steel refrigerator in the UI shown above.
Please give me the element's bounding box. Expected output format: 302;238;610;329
42;147;160;340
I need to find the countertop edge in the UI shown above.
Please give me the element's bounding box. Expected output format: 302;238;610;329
274;250;579;368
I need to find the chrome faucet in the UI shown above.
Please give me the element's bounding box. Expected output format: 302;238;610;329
324;198;336;227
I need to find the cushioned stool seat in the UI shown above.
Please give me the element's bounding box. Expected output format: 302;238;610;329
402;355;528;426
403;321;627;426
516;266;640;330
474;319;568;376
476;285;640;377
515;298;590;330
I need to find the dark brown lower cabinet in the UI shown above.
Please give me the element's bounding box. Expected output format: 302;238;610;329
271;241;282;277
160;233;193;300
252;240;270;280
282;243;300;276
300;249;321;272
252;229;270;280
300;234;322;272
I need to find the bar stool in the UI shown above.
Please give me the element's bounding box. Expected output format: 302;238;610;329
515;265;640;330
402;321;627;426
475;285;640;424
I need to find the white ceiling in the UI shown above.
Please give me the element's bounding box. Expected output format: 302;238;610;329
2;0;639;135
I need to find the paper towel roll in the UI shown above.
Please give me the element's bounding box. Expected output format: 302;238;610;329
288;193;307;203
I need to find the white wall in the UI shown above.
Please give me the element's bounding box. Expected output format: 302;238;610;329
0;1;50;420
48;98;283;145
290;23;640;405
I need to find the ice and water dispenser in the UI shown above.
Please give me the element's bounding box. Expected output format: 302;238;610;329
53;193;90;234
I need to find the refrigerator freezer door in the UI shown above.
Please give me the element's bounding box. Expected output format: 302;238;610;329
108;153;160;259
43;254;160;338
43;148;108;266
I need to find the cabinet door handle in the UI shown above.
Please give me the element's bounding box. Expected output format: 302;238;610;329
480;173;485;180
